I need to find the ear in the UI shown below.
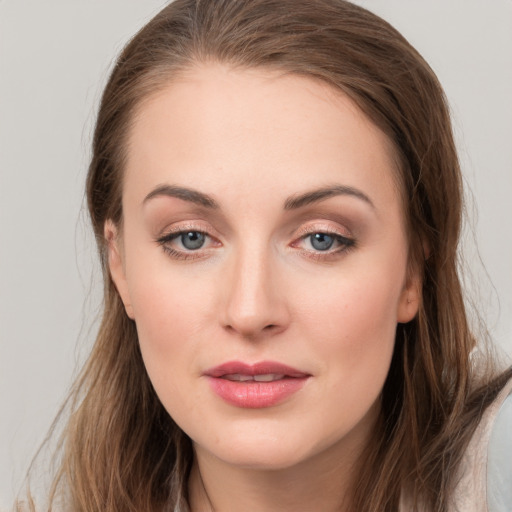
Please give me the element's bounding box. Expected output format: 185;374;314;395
397;264;421;324
104;220;135;319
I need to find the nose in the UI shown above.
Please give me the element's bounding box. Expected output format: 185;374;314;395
220;245;290;340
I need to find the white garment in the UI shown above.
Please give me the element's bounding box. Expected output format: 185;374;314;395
450;378;512;512
487;390;512;512
400;378;512;512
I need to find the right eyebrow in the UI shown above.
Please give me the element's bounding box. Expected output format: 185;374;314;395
143;184;220;209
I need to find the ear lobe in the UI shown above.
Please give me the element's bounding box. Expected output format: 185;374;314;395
397;268;421;324
105;220;135;319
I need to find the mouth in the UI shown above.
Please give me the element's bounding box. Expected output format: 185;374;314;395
221;373;287;382
204;361;310;408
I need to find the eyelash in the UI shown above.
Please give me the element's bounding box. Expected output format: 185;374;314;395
156;228;214;261
155;226;356;262
291;228;356;261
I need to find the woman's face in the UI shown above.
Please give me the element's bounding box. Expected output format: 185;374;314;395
108;64;419;470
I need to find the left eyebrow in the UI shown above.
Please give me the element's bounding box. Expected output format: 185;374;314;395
284;185;375;210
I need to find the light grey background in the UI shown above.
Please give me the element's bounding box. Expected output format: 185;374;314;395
1;1;511;508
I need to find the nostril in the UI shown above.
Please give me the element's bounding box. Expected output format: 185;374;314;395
223;322;282;338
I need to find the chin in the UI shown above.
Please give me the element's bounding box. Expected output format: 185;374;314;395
212;441;312;471
192;418;336;471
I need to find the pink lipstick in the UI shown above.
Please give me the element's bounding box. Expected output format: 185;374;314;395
204;361;310;408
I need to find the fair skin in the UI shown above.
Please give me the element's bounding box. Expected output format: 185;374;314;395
107;64;419;512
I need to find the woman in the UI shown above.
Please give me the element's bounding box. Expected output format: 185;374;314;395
17;0;511;511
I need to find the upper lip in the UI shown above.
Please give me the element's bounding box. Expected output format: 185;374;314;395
204;360;309;378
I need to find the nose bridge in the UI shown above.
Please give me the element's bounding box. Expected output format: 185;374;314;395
222;238;287;337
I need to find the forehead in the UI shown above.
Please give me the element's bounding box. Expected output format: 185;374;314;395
124;63;402;215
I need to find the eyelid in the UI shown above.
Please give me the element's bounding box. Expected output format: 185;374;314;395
292;221;353;240
156;228;211;245
156;221;216;239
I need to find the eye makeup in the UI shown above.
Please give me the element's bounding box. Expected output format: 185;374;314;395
155;223;221;261
155;222;357;264
289;224;356;262
148;193;366;264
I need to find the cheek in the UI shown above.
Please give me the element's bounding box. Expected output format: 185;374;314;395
297;265;402;346
129;274;216;428
124;255;216;389
293;257;405;398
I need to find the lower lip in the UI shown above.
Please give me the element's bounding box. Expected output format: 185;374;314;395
207;377;308;408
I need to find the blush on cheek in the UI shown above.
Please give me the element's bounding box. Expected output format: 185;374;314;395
312;275;399;385
132;273;213;368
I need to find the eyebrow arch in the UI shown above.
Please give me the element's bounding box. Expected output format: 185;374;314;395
284;185;375;210
143;184;219;209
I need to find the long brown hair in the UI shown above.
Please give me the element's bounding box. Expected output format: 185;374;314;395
18;1;510;510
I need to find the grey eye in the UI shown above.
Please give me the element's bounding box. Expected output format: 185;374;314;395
310;233;335;251
180;231;206;250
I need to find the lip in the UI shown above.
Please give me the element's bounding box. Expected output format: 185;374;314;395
204;360;310;408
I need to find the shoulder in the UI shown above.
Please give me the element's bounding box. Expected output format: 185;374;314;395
450;373;512;512
400;374;512;512
487;385;512;512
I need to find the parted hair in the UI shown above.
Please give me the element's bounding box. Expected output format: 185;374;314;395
18;1;511;511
